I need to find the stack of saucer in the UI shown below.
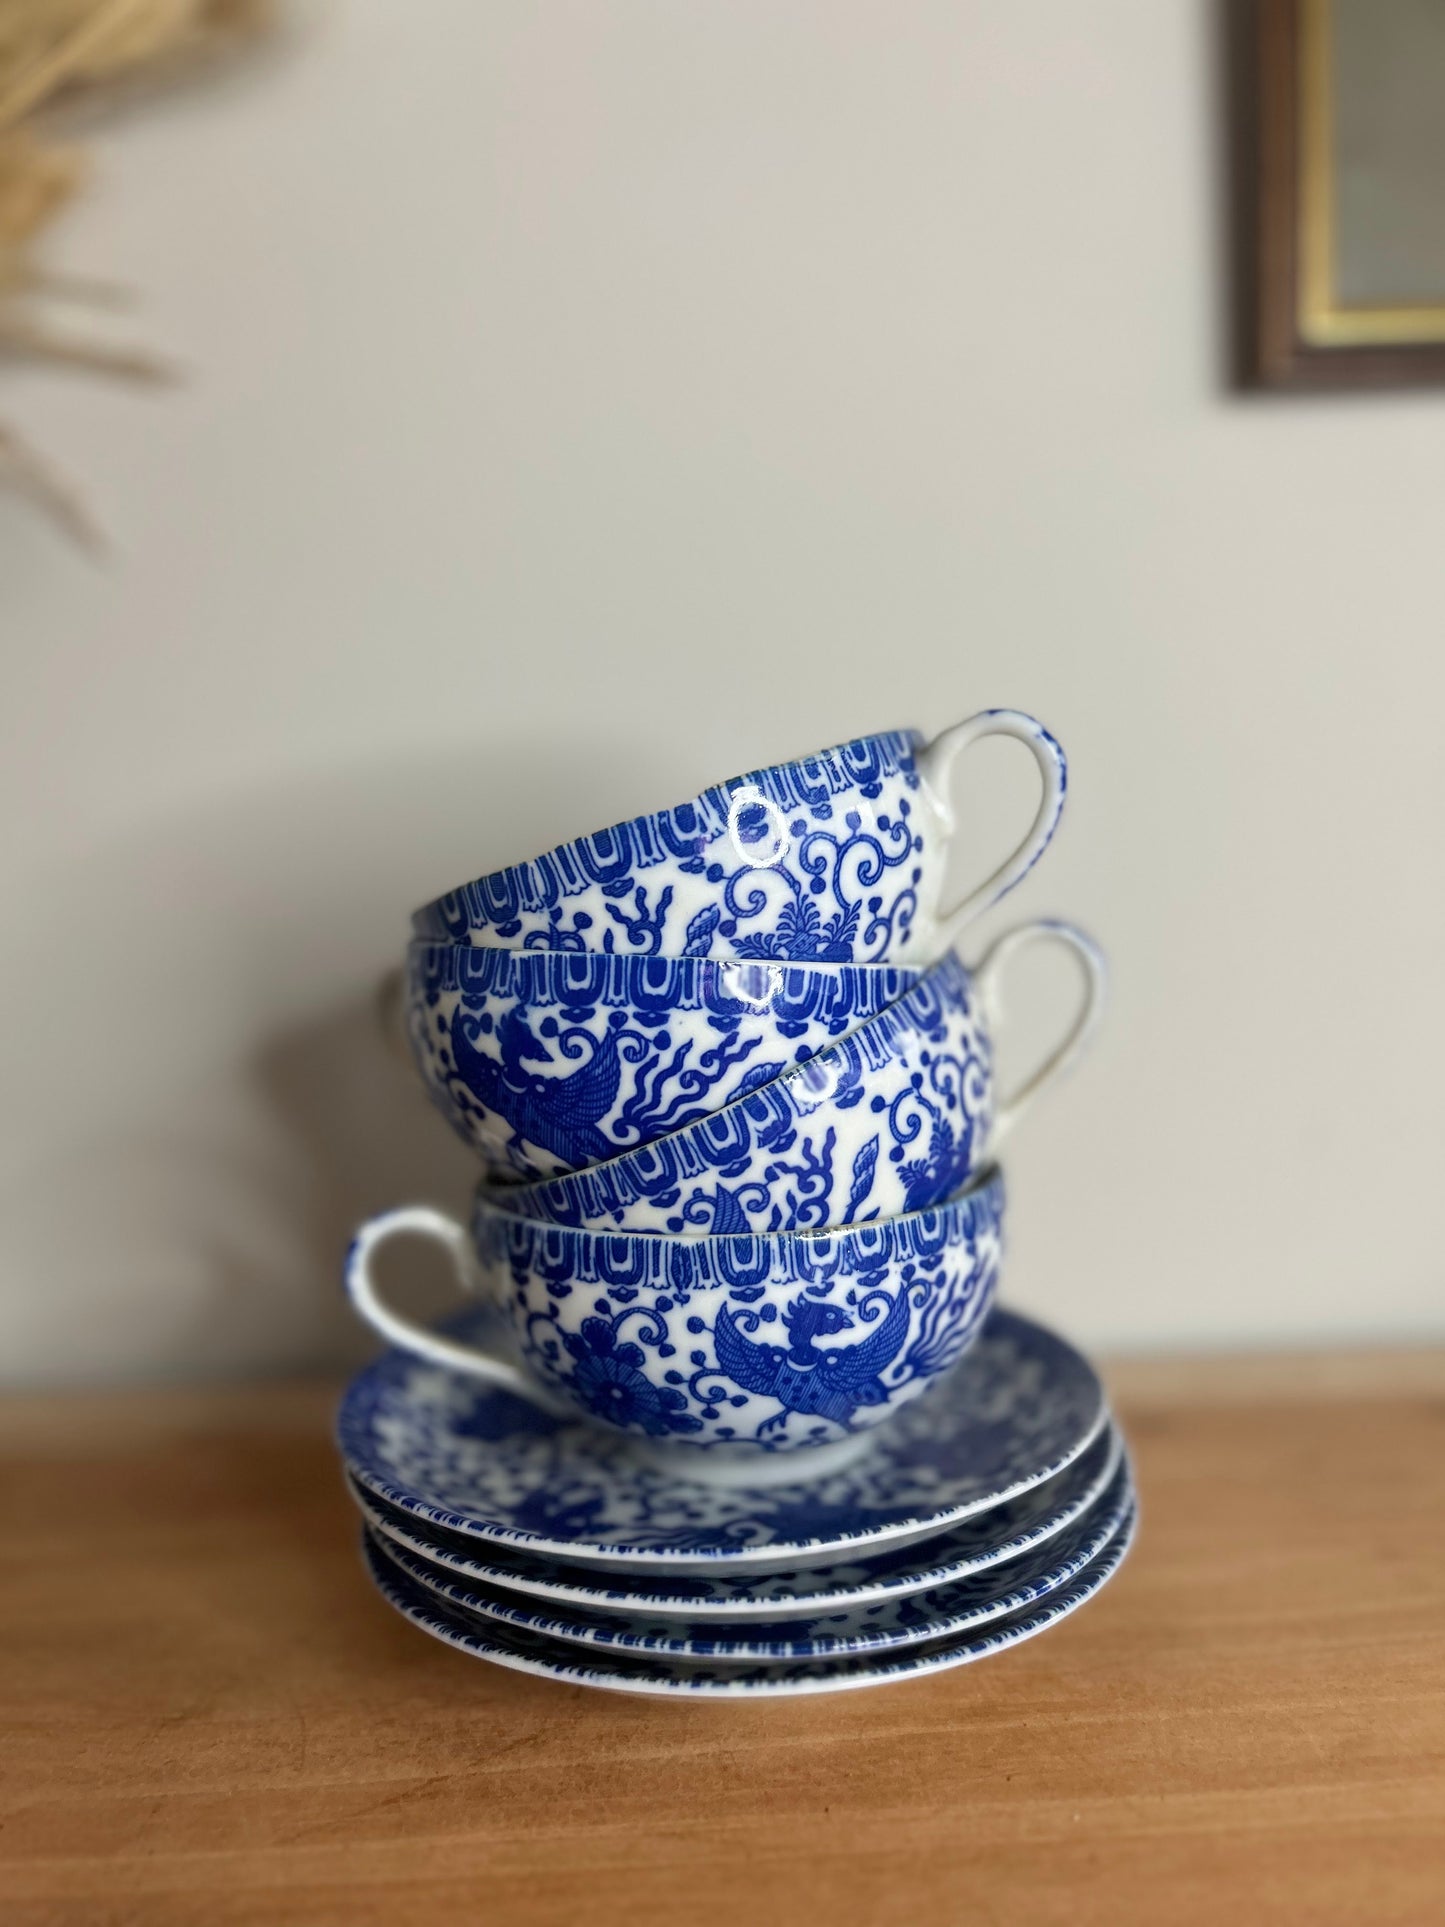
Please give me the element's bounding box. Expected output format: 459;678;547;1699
338;713;1136;1697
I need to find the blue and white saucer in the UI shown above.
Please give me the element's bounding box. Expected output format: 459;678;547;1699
347;1423;1123;1620
362;1504;1137;1697
367;1457;1133;1662
338;1307;1107;1574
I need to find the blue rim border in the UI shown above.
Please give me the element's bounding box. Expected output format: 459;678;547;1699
335;1306;1108;1568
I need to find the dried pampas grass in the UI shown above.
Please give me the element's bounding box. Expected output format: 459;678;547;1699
1;0;272;544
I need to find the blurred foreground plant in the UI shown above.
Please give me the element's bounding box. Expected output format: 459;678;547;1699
0;0;270;546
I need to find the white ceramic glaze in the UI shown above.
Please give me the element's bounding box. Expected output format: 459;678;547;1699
411;713;1067;966
335;1305;1108;1571
404;948;921;1180
489;922;1104;1234
360;1505;1137;1696
344;1423;1124;1619
371;1457;1135;1661
344;1168;1004;1454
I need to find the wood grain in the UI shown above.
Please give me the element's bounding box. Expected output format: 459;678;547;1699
1;1347;1443;1927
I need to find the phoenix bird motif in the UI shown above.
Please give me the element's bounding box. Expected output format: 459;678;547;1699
447;1005;630;1171
711;1286;913;1426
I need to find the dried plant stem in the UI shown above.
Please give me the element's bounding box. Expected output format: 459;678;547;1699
0;0;161;131
1;0;273;547
0;418;103;551
0;262;135;305
0;305;172;379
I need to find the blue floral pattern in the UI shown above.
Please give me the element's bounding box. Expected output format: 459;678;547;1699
412;731;929;962
407;945;920;1181
336;1305;1106;1567
560;1317;704;1437
493;949;992;1233
360;1510;1136;1697
411;722;1067;965
369;1460;1134;1660
463;1170;1003;1449
347;1423;1122;1619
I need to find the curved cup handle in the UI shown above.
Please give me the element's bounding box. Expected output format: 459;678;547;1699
971;919;1106;1148
916;710;1068;945
343;1204;564;1406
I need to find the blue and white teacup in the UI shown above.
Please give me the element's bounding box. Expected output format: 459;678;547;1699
343;1166;1004;1459
406;947;923;1181
411;711;1067;965
486;922;1103;1235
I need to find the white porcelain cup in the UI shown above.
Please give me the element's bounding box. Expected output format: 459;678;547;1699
412;711;1068;965
486;921;1106;1236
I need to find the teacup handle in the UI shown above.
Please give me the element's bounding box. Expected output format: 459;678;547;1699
916;710;1068;945
971;919;1106;1146
344;1204;566;1406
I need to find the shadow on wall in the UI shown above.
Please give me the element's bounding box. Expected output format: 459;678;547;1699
0;727;698;1386
250;987;478;1379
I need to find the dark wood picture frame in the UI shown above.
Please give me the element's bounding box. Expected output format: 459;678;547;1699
1252;0;1445;388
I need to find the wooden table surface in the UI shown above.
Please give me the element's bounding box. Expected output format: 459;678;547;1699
2;1345;1444;1927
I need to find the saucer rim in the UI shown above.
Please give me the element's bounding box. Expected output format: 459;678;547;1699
345;1423;1125;1619
361;1507;1137;1698
368;1465;1136;1662
337;1307;1109;1573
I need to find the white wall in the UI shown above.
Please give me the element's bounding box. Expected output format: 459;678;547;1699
3;0;1442;1386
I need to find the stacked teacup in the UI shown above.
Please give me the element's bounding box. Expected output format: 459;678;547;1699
339;715;1137;1697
